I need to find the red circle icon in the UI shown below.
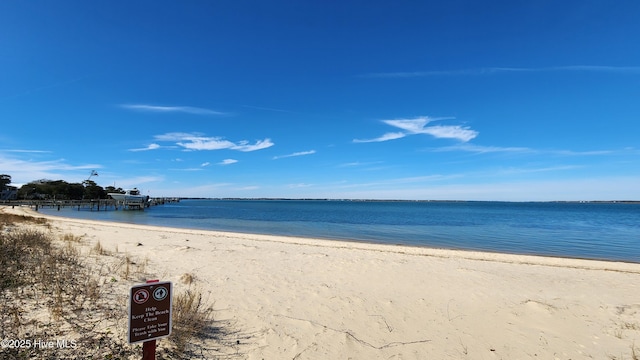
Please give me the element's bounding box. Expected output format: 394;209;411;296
133;289;150;304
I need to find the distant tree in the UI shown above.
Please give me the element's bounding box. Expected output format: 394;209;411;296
68;183;85;200
17;179;107;200
18;182;43;199
83;180;106;199
48;180;70;199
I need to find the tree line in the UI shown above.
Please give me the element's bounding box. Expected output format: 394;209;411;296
0;174;125;200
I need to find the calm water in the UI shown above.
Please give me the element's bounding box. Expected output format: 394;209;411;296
39;199;640;263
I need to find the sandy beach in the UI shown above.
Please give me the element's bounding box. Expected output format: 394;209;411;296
4;205;640;359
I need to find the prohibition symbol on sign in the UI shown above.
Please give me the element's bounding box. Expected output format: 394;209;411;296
133;289;150;304
153;286;168;301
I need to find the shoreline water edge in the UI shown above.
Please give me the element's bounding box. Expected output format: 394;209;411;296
34;199;640;263
15;204;640;270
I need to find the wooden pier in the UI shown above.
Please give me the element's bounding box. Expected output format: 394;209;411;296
2;197;179;212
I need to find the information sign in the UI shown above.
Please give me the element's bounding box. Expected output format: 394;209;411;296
128;281;172;344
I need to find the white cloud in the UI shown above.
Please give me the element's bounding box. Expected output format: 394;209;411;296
177;137;236;151
355;117;478;143
332;174;461;190
497;165;584;175
201;162;211;167
242;105;295;113
353;132;406;143
120;104;228;116
288;183;313;188
339;162;363;167
291;175;640;202
154;132;199;141
273;150;316;159
552;149;614;156
338;161;384;168
129;143;161;152
383;118;431;132
173;167;204;171
232;139;274;152
0;154;101;185
434;144;618;156
434;144;533;153
219;159;238;165
418;125;478;142
152;133;274;152
363;66;640;78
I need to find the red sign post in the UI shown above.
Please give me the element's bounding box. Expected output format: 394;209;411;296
128;280;173;359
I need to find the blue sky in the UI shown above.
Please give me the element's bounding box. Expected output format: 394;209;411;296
1;1;639;201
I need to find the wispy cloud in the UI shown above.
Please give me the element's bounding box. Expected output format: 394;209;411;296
338;161;383;168
288;183;313;188
546;65;640;73
0;154;101;185
231;139;274;152
201;162;211;167
552;149;614;156
0;156;100;173
354;116;478;143
151;132;274;152
273;150;316;160
419;125;478;142
363;65;640;78
219;159;238;165
120;104;228;116
434;143;616;156
129;143;162;152
309;176;640;201
333;174;461;190
498;165;583;175
354;132;406;143
433;144;533;154
242;105;296;114
171;167;204;172
3;149;52;154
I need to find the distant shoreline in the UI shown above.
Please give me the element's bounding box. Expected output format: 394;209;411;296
178;198;640;204
4;198;639;206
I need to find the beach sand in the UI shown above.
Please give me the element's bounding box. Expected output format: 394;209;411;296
4;205;640;359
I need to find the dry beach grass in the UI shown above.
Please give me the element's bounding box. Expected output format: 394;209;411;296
1;205;640;359
0;208;226;359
